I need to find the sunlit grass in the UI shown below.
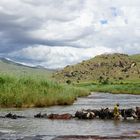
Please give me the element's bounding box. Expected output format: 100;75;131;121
0;74;89;108
76;82;140;94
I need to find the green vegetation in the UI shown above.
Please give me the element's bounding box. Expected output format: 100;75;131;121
75;82;140;94
130;54;140;63
0;58;89;108
0;58;53;79
0;53;140;108
0;74;89;108
53;53;140;84
53;53;140;95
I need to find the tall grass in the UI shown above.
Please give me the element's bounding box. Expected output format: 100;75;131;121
0;74;89;108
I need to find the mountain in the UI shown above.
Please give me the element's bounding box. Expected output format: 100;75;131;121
53;53;140;84
0;57;54;77
0;57;45;69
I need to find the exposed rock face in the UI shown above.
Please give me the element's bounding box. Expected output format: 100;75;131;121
53;53;140;83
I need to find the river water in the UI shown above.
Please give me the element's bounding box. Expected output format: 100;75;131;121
0;92;140;140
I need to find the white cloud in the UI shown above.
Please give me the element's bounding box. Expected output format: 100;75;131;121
9;45;114;68
0;0;140;68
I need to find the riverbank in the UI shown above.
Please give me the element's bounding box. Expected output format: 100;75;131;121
0;74;89;108
75;82;140;94
0;74;140;108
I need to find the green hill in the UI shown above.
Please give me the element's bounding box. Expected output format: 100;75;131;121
53;53;140;84
0;58;53;79
130;54;140;63
0;58;89;107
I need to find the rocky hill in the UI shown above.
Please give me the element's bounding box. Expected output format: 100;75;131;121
53;53;140;84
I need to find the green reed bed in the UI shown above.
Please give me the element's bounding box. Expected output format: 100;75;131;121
0;74;89;108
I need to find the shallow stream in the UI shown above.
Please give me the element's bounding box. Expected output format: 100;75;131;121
0;92;140;140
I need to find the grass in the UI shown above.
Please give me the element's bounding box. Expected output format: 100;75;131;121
0;53;140;108
75;82;140;94
0;74;139;108
54;53;140;84
130;54;140;62
0;74;89;108
0;59;53;79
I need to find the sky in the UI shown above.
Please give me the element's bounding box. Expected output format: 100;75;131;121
0;0;140;68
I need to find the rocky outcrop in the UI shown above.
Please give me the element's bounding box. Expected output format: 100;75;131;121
53;53;140;84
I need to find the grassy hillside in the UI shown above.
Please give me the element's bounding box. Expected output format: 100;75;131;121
0;58;53;79
0;53;139;108
0;58;89;108
53;53;140;84
130;54;140;63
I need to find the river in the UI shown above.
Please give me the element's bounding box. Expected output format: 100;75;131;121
0;92;140;140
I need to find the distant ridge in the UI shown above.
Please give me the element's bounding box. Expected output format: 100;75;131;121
0;57;49;70
0;57;55;77
53;53;140;83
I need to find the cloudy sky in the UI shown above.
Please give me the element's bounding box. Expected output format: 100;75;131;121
0;0;140;68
